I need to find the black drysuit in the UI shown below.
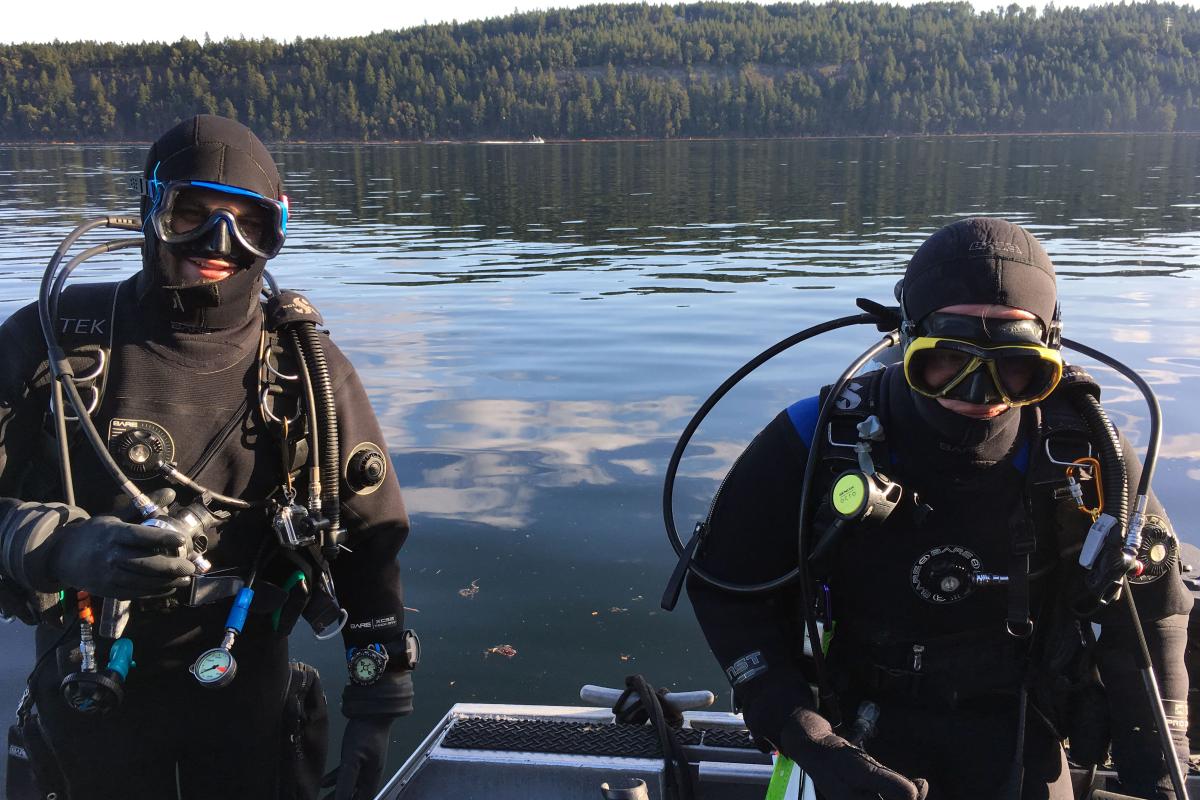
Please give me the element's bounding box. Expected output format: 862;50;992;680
688;365;1191;800
0;276;412;798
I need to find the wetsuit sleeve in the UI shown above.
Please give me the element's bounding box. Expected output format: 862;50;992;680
0;303;60;621
687;409;815;748
324;338;414;718
0;304;50;499
1096;432;1191;796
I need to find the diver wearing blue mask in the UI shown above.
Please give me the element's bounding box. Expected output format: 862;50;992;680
0;115;416;800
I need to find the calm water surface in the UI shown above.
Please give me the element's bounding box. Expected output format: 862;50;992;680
1;135;1199;780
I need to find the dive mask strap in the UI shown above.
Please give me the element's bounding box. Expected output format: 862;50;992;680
1046;303;1063;349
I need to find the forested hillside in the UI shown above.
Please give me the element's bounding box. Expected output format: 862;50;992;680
2;2;1196;141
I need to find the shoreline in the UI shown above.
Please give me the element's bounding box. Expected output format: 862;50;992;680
1;130;1198;147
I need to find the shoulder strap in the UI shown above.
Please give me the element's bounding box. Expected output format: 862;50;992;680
1033;383;1095;478
1029;385;1100;551
45;282;120;422
788;368;887;452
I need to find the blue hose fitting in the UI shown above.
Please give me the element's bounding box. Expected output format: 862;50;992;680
225;587;255;634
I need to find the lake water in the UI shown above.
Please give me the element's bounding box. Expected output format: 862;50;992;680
1;135;1199;784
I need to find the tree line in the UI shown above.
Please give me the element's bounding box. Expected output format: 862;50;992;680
2;1;1198;141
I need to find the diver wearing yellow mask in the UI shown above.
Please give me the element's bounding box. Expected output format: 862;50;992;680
687;218;1190;800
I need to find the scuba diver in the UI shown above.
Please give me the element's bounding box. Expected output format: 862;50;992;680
677;218;1191;799
0;115;417;799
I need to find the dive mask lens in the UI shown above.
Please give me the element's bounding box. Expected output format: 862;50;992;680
905;345;975;396
152;181;287;259
904;338;1063;406
994;350;1060;401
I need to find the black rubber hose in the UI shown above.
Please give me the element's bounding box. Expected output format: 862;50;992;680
289;329;323;513
662;313;880;593
795;331;901;728
45;237;143;506
50;238;143;326
1062;338;1161;505
37;219;155;516
262;269;280;297
160;465;254;510
38;218;109;350
1069;389;1129;537
39;219;109;506
295;323;341;535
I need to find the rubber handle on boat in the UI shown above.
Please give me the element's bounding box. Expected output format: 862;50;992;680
696;761;773;785
580;685;715;712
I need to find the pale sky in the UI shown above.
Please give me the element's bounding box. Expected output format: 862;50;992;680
2;0;1169;45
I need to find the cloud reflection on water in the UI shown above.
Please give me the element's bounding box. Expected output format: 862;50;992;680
392;395;725;528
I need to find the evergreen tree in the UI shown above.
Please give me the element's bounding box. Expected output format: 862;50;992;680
2;2;1200;141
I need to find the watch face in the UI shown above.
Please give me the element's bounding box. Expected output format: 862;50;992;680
349;647;388;685
353;656;381;682
191;648;237;687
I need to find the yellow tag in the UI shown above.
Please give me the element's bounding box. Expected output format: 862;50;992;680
833;473;867;517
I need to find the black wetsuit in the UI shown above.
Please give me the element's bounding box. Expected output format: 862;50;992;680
688;365;1191;800
0;277;411;798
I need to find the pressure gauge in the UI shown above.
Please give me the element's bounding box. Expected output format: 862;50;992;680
190;647;238;689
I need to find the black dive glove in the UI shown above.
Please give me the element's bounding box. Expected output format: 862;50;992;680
336;715;393;800
780;708;928;800
337;670;414;800
0;501;195;599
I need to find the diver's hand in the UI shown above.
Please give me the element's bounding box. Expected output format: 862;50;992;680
780;708;928;800
46;514;195;599
335;715;393;800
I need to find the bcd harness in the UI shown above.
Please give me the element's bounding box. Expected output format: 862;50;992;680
789;367;1133;710
1;279;347;639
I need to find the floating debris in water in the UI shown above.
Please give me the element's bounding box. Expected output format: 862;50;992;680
619;654;633;662
630;595;644;602
485;644;518;658
609;607;628;614
458;579;480;599
591;611;600;616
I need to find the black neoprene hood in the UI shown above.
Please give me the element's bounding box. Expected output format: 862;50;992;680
140;114;282;215
901;217;1058;330
136;114;283;331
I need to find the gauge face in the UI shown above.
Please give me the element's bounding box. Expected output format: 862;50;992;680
191;648;237;688
353;656;382;683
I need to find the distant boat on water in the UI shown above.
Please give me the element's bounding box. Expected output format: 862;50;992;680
423;136;545;145
478;136;545;144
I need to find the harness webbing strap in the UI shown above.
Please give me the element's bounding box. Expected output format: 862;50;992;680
1006;407;1044;640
